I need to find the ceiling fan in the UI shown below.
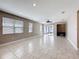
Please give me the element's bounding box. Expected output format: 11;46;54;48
46;20;52;23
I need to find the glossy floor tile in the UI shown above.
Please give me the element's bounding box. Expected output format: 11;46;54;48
0;34;79;59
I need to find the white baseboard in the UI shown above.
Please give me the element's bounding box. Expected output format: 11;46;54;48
67;39;78;50
0;35;41;47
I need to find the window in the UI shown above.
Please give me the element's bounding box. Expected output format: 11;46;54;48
29;23;33;32
2;17;24;34
3;17;14;34
43;25;54;34
14;20;23;33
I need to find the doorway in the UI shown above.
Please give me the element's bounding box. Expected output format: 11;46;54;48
43;24;54;35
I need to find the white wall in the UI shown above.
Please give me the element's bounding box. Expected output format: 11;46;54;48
53;9;78;50
67;9;77;50
33;22;43;35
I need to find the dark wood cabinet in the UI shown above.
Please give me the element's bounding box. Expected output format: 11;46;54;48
57;24;66;36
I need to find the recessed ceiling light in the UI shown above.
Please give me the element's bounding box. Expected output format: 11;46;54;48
33;3;36;7
62;11;65;14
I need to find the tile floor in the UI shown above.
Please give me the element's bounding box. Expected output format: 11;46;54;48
0;34;79;59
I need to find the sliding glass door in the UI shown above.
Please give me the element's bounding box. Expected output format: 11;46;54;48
43;25;54;34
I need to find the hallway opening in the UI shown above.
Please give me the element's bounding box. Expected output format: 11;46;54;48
43;24;54;35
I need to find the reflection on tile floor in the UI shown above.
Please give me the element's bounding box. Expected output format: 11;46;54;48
0;35;79;59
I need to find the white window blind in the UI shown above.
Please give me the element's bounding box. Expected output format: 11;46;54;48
2;17;14;34
2;17;24;34
29;23;33;32
14;20;23;27
14;20;23;33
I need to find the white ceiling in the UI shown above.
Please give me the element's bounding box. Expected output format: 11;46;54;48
0;0;79;23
